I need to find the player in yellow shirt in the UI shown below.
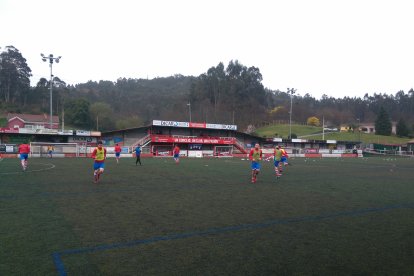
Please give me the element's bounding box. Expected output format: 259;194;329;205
47;145;54;158
91;141;107;183
249;143;262;183
274;145;283;178
279;146;289;173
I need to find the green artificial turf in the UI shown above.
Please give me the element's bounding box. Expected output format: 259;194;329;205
0;157;413;275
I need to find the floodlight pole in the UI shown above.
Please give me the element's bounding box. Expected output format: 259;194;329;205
41;53;61;129
356;118;361;142
322;116;325;140
288;88;296;139
187;102;192;122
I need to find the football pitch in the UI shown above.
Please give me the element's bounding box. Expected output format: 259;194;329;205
1;157;413;275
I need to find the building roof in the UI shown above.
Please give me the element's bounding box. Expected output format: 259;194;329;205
7;113;59;124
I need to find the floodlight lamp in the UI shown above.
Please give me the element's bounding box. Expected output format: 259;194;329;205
55;59;59;63
42;58;47;62
41;53;44;57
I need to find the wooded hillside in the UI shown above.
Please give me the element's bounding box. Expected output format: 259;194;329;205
1;46;414;134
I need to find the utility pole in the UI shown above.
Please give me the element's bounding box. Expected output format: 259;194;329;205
41;53;61;129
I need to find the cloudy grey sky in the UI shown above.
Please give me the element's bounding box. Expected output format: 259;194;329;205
1;0;413;99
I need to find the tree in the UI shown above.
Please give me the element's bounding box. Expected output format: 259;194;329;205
33;78;50;111
396;118;409;137
206;62;226;120
0;46;32;104
65;98;91;128
375;106;392;136
116;116;143;129
89;102;115;131
189;60;267;127
307;116;320;126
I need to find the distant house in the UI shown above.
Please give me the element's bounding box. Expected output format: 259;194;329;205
341;122;396;135
7;113;59;130
359;122;397;135
359;123;376;134
340;125;354;132
407;139;414;152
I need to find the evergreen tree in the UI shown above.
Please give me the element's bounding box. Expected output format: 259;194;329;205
396;118;409;137
375;106;392;136
64;98;91;128
0;46;32;104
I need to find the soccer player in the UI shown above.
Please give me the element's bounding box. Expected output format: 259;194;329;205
173;145;180;164
274;145;283;177
249;143;262;183
47;145;54;158
91;141;107;183
135;144;142;165
18;143;30;171
114;143;122;163
279;146;289;173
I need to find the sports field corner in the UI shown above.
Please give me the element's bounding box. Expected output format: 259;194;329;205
1;156;413;275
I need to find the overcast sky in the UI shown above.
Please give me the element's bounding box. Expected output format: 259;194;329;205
1;0;413;99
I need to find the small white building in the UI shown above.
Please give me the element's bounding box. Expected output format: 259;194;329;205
340;122;397;134
358;122;397;135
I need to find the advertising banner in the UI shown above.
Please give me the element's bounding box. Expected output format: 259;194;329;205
157;150;172;156
304;148;319;153
6;145;14;153
151;135;235;145
39;129;58;134
0;128;19;134
76;130;91;136
0;145;16;153
189;144;202;150
18;128;36;134
153;120;237;130
58;130;74;135
153;120;189;128
205;123;237;130
68;136;97;143
189;122;206;128
292;138;306;143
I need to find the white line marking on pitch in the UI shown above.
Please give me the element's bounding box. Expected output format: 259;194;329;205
0;162;56;175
